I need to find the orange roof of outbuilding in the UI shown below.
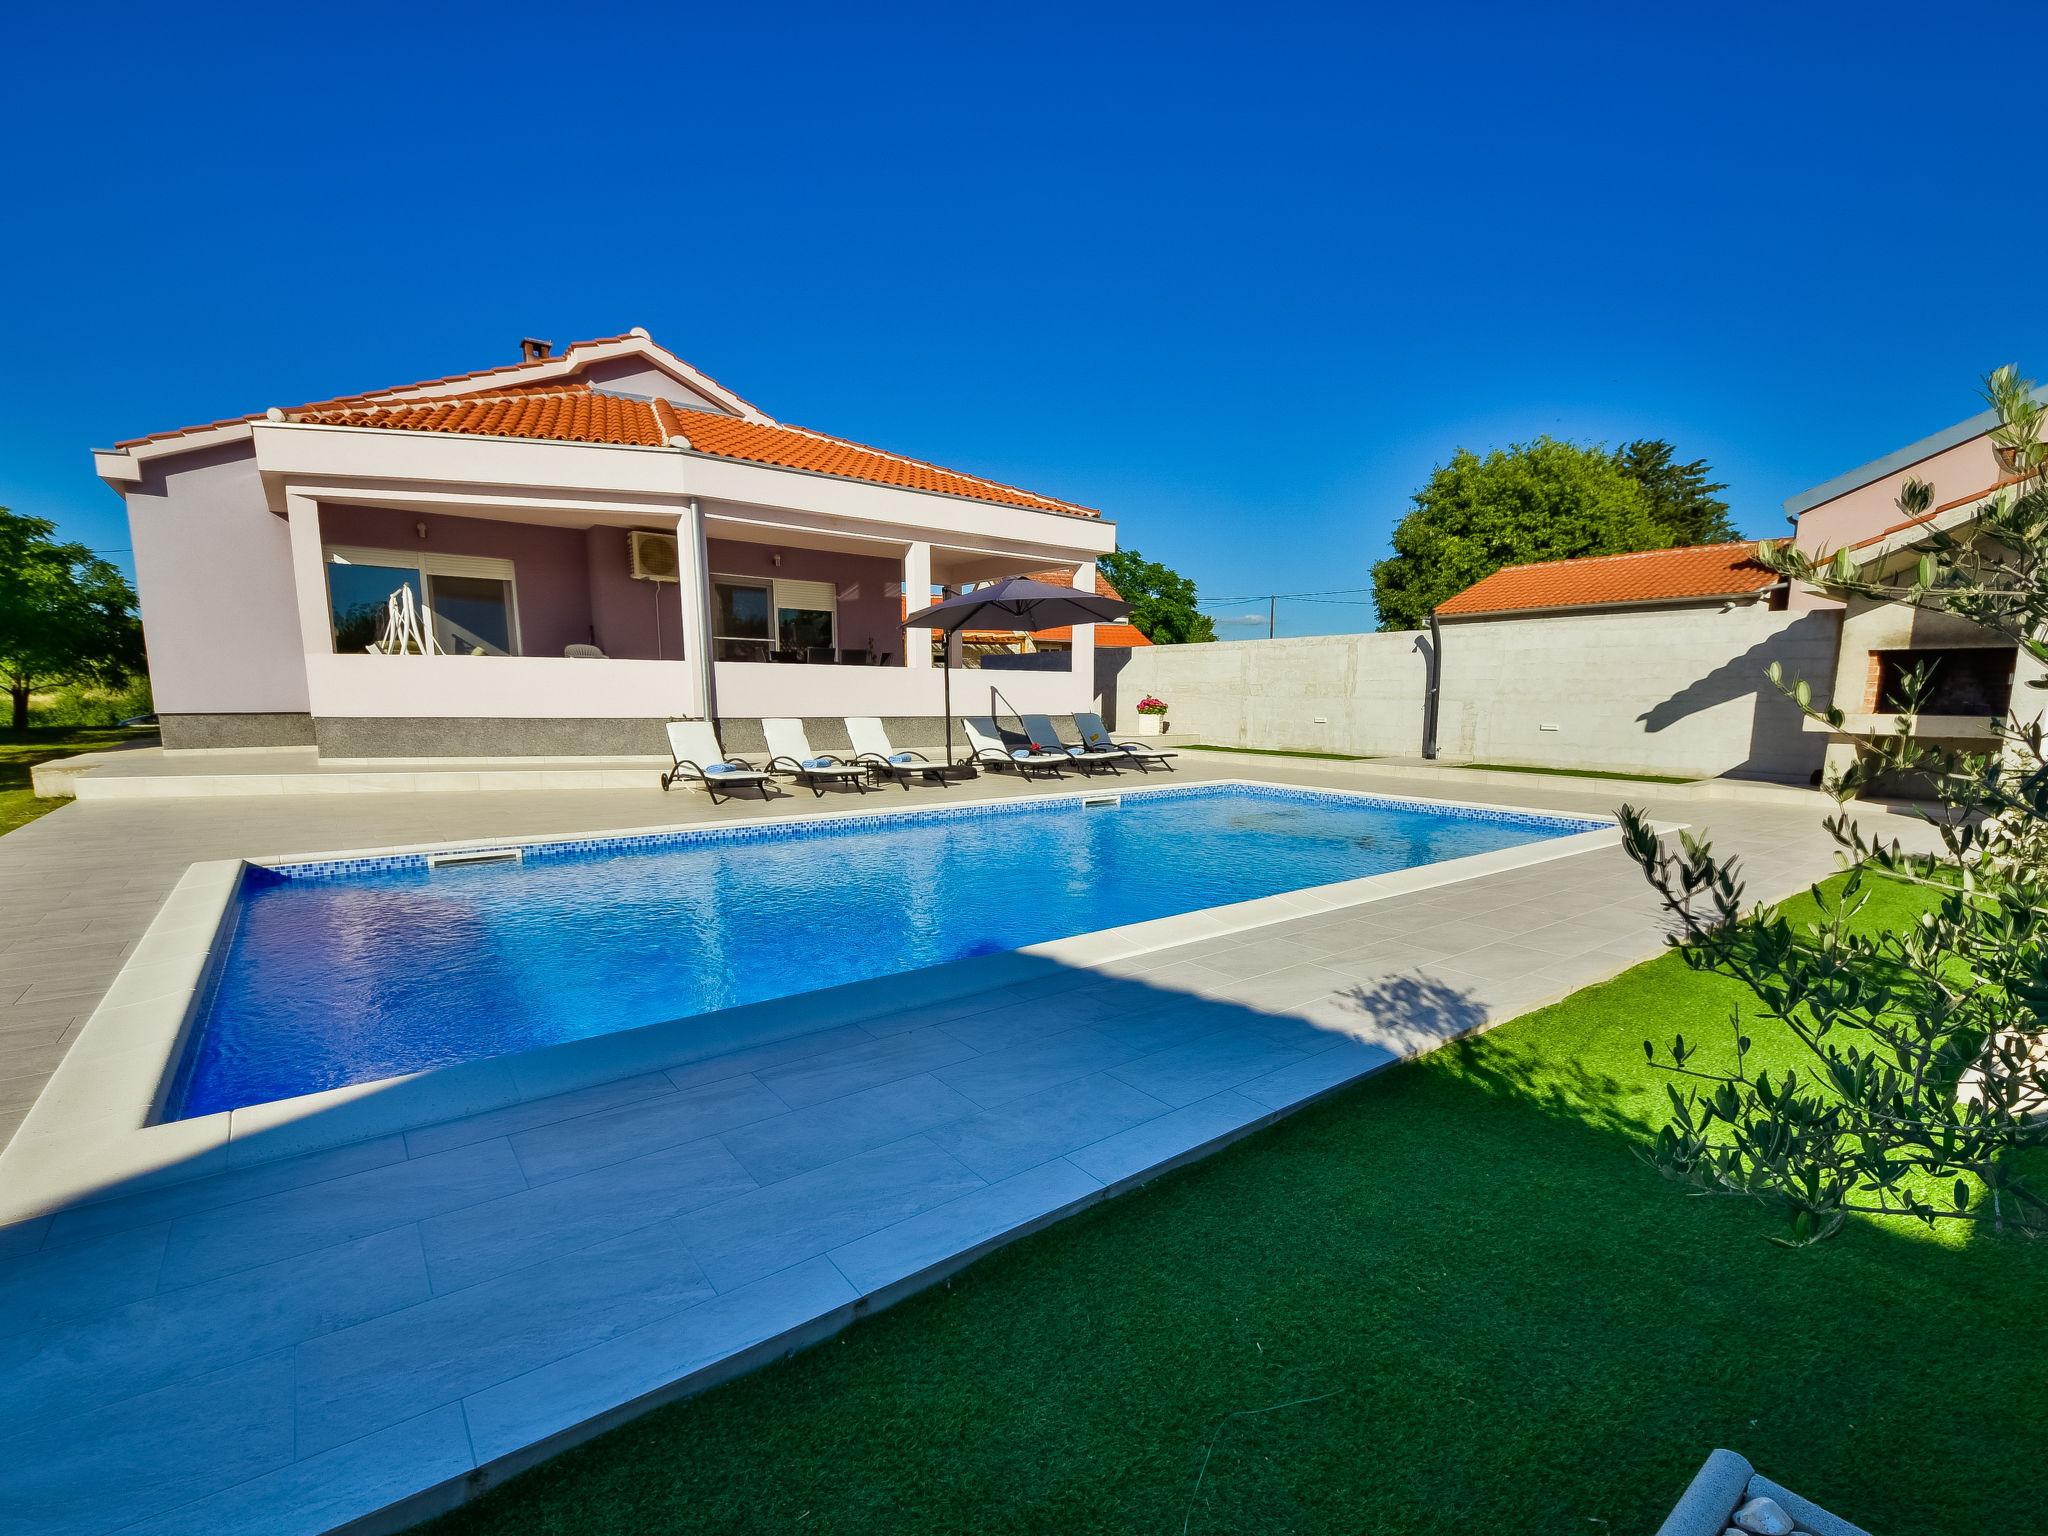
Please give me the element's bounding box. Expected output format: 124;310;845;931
1436;542;1779;618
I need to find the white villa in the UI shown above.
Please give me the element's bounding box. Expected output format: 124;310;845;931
93;331;1118;757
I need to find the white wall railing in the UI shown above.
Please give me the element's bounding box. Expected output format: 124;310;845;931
713;660;1088;720
303;654;702;720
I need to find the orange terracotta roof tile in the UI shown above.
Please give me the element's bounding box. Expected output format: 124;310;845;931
111;333;645;448
289;384;1099;518
1436;542;1779;618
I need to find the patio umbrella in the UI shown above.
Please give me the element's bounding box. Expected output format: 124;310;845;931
901;575;1131;769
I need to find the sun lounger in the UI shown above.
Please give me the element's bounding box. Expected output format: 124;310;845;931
762;718;871;797
1022;714;1127;775
963;717;1070;780
661;720;776;803
846;717;948;789
1072;710;1178;771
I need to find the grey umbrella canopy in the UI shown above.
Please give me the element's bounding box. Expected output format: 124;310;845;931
901;576;1132;767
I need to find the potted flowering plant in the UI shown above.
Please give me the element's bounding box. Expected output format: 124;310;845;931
1133;695;1169;736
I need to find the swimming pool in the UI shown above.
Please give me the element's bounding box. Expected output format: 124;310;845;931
171;784;1605;1117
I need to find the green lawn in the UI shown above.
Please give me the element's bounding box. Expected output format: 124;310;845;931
1463;761;1697;784
422;875;2040;1535
1182;743;1377;762
0;726;156;836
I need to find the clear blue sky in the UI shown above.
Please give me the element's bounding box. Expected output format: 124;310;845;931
6;3;2042;637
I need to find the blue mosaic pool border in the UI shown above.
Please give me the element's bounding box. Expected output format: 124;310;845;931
257;781;1609;882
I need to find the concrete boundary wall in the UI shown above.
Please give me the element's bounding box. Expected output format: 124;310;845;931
1100;607;1842;782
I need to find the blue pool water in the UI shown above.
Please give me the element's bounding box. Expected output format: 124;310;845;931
173;785;1600;1116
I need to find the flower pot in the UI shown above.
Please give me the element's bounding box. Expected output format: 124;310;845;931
1133;714;1166;736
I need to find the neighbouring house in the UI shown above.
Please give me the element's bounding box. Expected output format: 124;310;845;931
93;331;1118;757
1782;407;2045;783
959;568;1152;662
1433;541;1787;622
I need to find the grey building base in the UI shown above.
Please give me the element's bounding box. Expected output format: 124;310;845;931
161;713;318;751
314;717;673;759
301;715;1081;760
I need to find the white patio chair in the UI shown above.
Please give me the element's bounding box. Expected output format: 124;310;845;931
762;719;871;798
962;717;1070;779
1072;710;1178;771
845;717;947;790
1022;714;1127;775
661;721;776;803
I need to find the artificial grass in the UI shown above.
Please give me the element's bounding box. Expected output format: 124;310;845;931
1182;743;1377;762
420;874;2042;1535
0;726;156;836
1464;761;1696;784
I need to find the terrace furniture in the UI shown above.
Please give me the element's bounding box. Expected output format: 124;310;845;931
1022;714;1128;776
1072;710;1178;771
962;717;1071;780
661;720;777;804
762;718;872;797
846;717;951;789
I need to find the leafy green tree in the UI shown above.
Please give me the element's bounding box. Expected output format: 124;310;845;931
0;507;145;730
1613;439;1736;546
1620;366;2048;1245
1096;548;1217;644
1372;437;1665;630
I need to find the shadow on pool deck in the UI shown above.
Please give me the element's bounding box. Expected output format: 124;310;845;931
0;933;1576;1536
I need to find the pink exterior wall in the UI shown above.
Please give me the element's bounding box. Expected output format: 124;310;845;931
583;525;683;660
124;441;311;715
320;506;683;660
1787;432;2006;612
576;356;733;414
705;540;904;660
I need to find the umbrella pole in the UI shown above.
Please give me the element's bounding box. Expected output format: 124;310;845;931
942;642;953;772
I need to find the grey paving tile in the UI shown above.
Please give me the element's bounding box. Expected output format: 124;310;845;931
1;1348;297;1536
0;1221;168;1341
0;1225;428;1417
509;1073;789;1186
925;1071;1171;1182
157;1138;525;1290
295;1212;719;1457
661;1022;876;1091
1237;1039;1401;1110
720;1073;977;1185
116;1403;475;1536
1066;1090;1272;1186
676;1136;985;1293
1189;936;1331;978
463;1256;856;1465
754;1026;978;1108
421;1133;756;1295
45;1134;409;1247
856;987;1028;1038
830;1157;1104;1295
931;1024;1144;1108
1105;1029;1312;1109
1447;939;1569;982
403;1072;677;1160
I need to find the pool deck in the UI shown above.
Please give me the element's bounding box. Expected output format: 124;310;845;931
0;757;1935;1535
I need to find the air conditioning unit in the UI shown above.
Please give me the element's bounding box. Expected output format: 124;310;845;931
628;530;680;582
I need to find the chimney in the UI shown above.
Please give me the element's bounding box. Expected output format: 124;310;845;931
520;337;554;362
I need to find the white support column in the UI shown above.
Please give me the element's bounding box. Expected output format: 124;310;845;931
903;542;933;671
681;498;714;719
284;494;335;660
1068;559;1098;710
